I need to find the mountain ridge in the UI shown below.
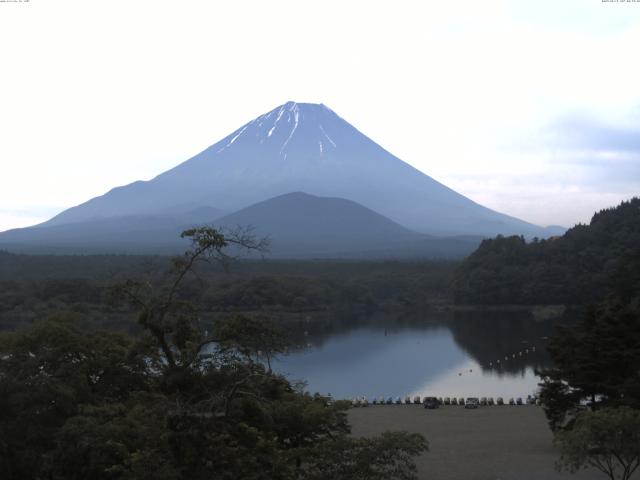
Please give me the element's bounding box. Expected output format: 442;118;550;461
39;101;558;238
0;101;565;257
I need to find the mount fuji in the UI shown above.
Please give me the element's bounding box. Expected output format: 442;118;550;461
0;101;563;256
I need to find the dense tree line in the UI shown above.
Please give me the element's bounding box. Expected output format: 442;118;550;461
453;198;640;305
0;254;455;332
0;228;427;479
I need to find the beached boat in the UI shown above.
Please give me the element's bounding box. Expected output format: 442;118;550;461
423;397;439;409
465;397;479;409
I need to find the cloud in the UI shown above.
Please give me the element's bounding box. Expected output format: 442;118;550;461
531;113;640;189
435;110;640;227
546;115;640;152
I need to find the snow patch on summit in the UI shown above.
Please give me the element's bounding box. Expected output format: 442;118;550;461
280;105;300;155
217;125;249;153
267;105;286;138
217;102;337;158
319;125;337;148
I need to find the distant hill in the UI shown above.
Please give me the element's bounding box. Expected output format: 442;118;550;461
29;101;558;239
452;198;640;305
0;192;482;258
215;192;482;258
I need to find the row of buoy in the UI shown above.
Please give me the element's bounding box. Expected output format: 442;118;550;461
487;346;537;369
348;395;541;407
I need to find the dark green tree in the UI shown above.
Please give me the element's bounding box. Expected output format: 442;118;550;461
1;227;428;480
214;313;289;372
0;314;149;479
555;407;640;480
538;254;640;430
302;431;428;480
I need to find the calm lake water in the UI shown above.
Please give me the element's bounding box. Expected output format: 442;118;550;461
274;311;562;400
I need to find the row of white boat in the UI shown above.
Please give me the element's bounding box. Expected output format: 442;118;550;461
349;395;541;407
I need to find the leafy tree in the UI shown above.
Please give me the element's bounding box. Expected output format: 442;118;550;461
538;254;640;430
113;226;270;373
112;226;427;479
1;227;428;480
555;407;640;480
0;314;148;479
302;431;428;480
214;313;289;372
50;397;177;480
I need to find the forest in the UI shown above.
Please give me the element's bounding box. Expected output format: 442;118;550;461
2;201;640;479
0;251;456;333
453;198;640;305
4;198;639;337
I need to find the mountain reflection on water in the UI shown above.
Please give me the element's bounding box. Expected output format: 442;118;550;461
274;311;565;399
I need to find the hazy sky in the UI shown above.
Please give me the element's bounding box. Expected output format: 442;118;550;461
1;0;639;232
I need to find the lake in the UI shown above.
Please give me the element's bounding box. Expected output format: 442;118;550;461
274;311;563;400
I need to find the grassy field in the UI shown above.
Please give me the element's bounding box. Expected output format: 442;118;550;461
349;405;612;480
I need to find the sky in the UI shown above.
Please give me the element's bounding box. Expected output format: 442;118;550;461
1;0;639;231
